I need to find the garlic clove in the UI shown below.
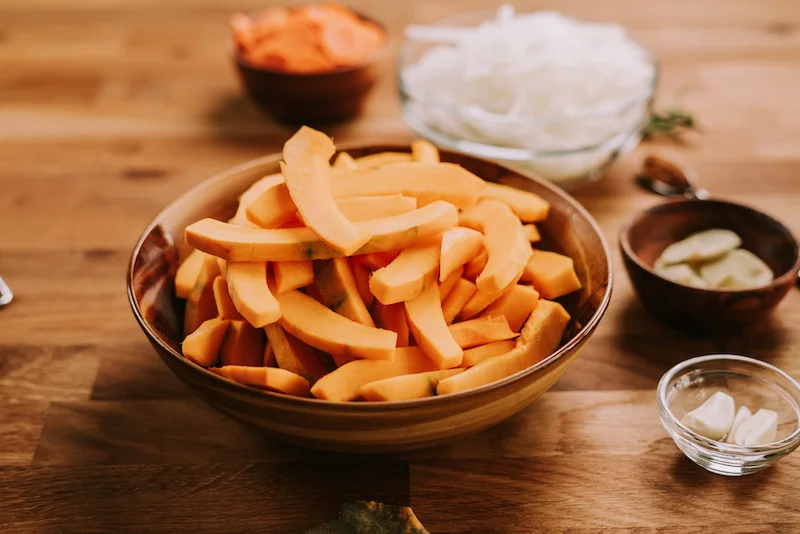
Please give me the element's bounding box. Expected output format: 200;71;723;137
699;248;774;290
659;229;741;266
680;391;736;440
725;405;752;444
654;262;708;288
733;408;779;446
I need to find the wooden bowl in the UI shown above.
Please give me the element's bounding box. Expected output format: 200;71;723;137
232;13;387;125
127;147;612;452
620;198;800;333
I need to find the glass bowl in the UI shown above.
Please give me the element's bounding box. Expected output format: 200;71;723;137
397;9;659;190
658;354;800;476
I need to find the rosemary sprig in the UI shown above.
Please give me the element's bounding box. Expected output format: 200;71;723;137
643;108;698;140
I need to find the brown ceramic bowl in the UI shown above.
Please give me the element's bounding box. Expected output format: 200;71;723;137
620;198;800;333
232;12;388;125
127;146;612;452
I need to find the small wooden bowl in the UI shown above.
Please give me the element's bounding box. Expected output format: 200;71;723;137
127;147;612;452
620;199;800;333
232;13;388;125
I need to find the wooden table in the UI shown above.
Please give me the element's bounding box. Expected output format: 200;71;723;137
2;0;800;531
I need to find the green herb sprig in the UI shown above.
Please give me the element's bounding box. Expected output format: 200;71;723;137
643;108;698;140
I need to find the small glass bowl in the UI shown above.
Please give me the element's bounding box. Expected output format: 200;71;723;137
397;9;659;190
658;354;800;476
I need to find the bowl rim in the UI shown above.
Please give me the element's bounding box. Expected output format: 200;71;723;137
657;353;800;453
401;105;647;161
127;143;613;409
230;8;390;77
619;197;800;294
397;7;660;126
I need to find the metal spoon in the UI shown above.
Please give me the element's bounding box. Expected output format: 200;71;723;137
635;152;800;285
0;274;12;308
636;154;710;200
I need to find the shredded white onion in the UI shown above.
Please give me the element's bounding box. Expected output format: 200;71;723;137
402;7;656;181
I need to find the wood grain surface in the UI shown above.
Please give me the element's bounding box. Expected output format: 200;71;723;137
2;0;800;531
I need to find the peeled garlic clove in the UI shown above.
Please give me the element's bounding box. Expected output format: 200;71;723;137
699;248;774;289
681;391;736;440
654;263;709;288
725;406;752;443
659;238;699;266
733;408;779;446
659;229;741;265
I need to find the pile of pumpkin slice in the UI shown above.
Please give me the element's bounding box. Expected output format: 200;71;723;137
175;126;582;401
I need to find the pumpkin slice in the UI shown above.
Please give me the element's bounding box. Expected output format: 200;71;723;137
210;365;310;397
460;199;532;294
226;262;281;327
245;162;480;225
448;315;519;349
183;255;221;336
405;284;463;369
463;250;488;281
333;162;485;209
355;251;398;270
263;342;276;366
480;182;550;222
300;199;417;226
310;347;436;401
350;259;374;308
212;275;243;320
360;368;464;401
438;266;464;302
479;284;540;332
175;249;207;299
220;320;265;366
461;340;516;367
442;278;477;324
264;323;328;382
523;224;541;243
185;200;459;262
372;301;410;347
276;290;397;360
411;139;440;163
315;257;375;327
437;300;569;395
354;152;411;169
217;257;228;277
521;250;582;299
439;227;483;282
243;366;311;397
233;173;284;225
281;127;370;255
273;260;315;293
295;195;417;224
244;174;297;228
333;151;358;170
457;270;523;320
370;237;441;305
183;317;230;367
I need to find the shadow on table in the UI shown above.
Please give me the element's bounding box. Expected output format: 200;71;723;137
609;295;791;385
670;452;777;495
